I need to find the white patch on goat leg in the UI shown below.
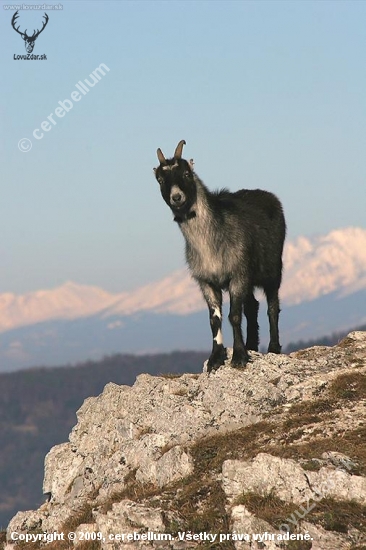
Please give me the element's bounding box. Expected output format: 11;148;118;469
213;306;221;320
214;328;223;345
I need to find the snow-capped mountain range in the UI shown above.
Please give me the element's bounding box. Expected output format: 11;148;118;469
1;227;366;371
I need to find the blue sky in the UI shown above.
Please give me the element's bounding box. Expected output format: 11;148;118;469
1;0;365;294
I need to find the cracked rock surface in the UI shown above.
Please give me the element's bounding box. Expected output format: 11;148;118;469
5;331;366;549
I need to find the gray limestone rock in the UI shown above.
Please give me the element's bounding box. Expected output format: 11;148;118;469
5;331;366;549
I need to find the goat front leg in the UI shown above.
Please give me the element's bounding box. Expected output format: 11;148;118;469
199;282;227;372
229;285;250;367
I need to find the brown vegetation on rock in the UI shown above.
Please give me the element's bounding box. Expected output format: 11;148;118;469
3;332;366;549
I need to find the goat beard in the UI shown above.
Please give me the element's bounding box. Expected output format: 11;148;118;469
173;210;196;223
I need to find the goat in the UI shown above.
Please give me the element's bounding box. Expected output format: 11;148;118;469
154;140;286;372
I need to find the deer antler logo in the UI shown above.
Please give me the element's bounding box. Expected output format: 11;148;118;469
11;10;49;53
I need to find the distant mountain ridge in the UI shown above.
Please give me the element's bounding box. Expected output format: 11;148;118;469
1;227;366;332
282;226;366;304
0;281;119;333
0;226;365;371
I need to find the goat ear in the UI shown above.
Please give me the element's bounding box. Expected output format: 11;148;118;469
153;167;157;173
189;158;195;170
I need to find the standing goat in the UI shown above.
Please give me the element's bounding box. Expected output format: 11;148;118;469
154;140;286;372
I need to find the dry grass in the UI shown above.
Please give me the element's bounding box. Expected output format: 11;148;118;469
283;399;335;429
105;481;159;507
307;498;366;533
191;421;275;475
6;369;366;549
282;372;366;430
337;335;357;349
265;425;366;476
11;416;366;549
99;468;159;515
236;491;298;528
158;372;200;380
328;372;366;401
189;419;366;475
74;542;101;550
236;492;366;535
157;373;183;379
62;503;94;533
162;477;235;550
301;458;323;472
286;542;312;550
44;540;101;550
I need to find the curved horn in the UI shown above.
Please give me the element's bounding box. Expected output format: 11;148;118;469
174;140;186;159
157;148;166;165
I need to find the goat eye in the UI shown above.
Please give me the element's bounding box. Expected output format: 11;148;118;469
183;171;190;179
158;177;164;185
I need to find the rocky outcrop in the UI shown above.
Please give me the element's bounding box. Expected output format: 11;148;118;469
222;453;366;506
5;332;366;549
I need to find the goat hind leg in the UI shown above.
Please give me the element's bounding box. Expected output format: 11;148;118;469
265;287;281;354
229;290;249;367
243;292;259;351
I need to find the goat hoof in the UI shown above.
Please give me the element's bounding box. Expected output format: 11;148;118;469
231;349;249;368
268;343;281;354
207;347;227;372
246;338;259;352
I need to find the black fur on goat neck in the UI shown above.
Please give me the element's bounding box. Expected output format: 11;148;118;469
154;139;286;372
